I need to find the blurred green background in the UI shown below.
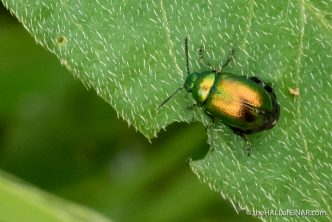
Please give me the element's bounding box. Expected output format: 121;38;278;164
0;3;258;222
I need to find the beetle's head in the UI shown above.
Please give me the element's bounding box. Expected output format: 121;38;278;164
184;72;198;92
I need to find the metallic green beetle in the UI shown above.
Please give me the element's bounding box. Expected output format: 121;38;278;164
159;38;280;144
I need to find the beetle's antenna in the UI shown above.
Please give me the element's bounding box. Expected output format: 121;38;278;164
198;44;217;72
220;47;235;71
157;86;184;110
185;37;190;75
158;37;189;110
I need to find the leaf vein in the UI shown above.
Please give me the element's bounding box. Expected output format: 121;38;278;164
160;0;182;77
304;0;332;33
239;0;255;55
297;0;332;217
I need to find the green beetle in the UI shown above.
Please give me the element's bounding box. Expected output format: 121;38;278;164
159;38;280;149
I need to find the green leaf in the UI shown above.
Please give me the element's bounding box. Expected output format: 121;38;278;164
0;171;112;222
1;0;331;221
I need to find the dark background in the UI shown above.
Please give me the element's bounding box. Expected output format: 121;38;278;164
0;3;258;222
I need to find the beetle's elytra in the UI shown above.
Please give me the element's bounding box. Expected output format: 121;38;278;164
159;37;280;153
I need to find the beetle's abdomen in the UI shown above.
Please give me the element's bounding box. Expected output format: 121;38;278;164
206;74;272;130
211;80;262;118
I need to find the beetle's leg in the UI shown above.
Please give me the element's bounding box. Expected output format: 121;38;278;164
202;110;216;129
248;76;275;95
207;117;216;129
220;48;235;71
237;134;252;156
198;45;217;72
229;127;253;156
242;135;253;156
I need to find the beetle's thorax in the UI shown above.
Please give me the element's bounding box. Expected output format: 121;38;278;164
185;71;216;104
